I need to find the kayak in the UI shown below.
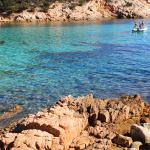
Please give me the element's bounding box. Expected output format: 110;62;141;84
132;27;148;32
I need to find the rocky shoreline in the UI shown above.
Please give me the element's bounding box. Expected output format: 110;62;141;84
0;94;150;150
1;0;150;22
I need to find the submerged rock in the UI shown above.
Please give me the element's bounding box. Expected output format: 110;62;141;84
0;41;5;45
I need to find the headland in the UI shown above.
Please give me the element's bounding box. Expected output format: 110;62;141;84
1;0;150;22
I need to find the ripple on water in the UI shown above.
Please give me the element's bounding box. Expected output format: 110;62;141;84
0;20;150;127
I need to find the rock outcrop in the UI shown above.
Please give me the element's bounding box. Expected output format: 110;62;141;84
1;94;150;150
1;0;150;22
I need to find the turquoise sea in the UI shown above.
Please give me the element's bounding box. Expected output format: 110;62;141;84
0;19;150;127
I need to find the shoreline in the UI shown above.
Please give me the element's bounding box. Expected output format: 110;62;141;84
0;94;150;150
1;0;150;23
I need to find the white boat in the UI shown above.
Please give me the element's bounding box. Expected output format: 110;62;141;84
132;26;148;32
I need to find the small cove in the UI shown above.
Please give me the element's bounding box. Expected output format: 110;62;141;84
0;19;150;127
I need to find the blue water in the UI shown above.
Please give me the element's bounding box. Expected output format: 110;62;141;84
0;19;150;126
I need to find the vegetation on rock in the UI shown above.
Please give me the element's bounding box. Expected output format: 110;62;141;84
0;0;90;13
123;2;133;7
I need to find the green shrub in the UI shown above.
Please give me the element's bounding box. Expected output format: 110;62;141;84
124;2;132;7
105;0;112;2
41;1;50;12
20;1;29;10
30;6;35;12
2;0;16;11
32;0;40;6
41;5;49;12
70;2;78;10
0;1;3;7
58;0;66;3
9;5;16;11
43;1;50;7
79;0;84;6
51;5;55;9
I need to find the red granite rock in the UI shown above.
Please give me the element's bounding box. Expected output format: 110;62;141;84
98;110;110;123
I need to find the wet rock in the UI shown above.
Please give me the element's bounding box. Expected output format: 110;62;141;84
11;106;23;110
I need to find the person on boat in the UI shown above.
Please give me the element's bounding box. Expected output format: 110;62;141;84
142;21;145;28
134;22;137;28
139;23;142;29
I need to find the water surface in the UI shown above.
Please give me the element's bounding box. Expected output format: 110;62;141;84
0;19;150;127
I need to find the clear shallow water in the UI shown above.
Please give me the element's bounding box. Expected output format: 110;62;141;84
0;19;150;127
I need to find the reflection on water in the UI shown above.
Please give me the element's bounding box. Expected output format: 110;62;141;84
0;19;150;128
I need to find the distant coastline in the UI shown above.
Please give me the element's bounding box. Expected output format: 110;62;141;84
1;0;150;22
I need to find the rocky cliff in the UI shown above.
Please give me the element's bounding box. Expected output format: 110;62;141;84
1;0;150;22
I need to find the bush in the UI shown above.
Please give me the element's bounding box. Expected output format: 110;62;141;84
43;1;50;7
41;1;50;12
105;0;112;2
9;5;17;11
30;6;35;12
70;2;78;10
79;0;84;6
2;0;16;11
20;1;29;10
58;0;66;3
124;2;132;7
41;5;49;12
0;1;3;7
31;0;40;7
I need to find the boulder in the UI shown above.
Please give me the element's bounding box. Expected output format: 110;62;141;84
109;108;119;123
130;124;150;144
131;141;142;150
70;131;92;150
98;110;110;122
11;105;23;110
2;129;56;150
143;123;150;130
2;98;89;150
113;134;133;147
